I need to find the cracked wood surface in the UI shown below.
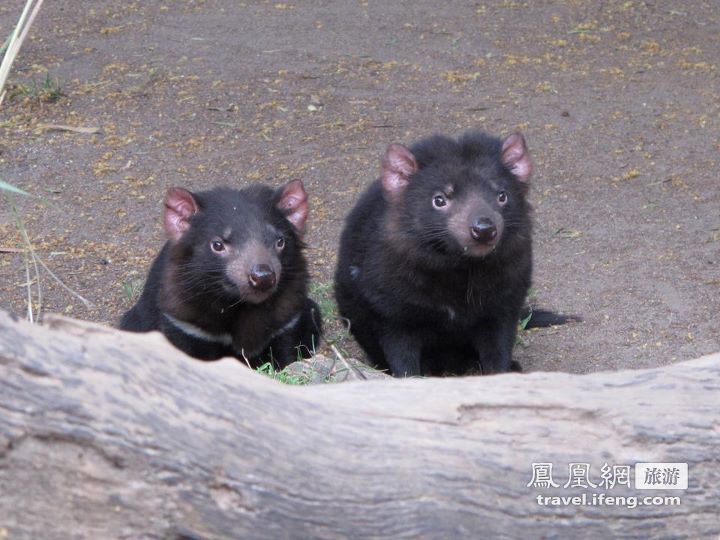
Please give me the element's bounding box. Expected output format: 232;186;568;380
0;310;718;539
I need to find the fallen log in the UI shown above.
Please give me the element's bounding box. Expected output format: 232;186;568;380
0;310;718;539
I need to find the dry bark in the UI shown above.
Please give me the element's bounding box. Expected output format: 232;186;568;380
0;310;718;539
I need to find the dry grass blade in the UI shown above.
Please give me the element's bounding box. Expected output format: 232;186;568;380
32;253;92;310
8;195;93;321
0;0;46;103
240;349;252;369
0;178;31;197
330;344;367;380
11;203;42;323
23;249;35;322
37;124;101;134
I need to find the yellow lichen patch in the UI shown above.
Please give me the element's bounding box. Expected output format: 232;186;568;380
259;101;287;111
535;81;554;93
670;178;689;189
616;32;631;42
103;135;135;147
578;33;601;44
616;169;641;181
600;67;625;77
677;59;716;72
185;137;207;149
442;71;481;84
102;63;129;75
99;26;124;35
682;46;703;55
641;40;661;54
569;21;597;34
93;152;119;175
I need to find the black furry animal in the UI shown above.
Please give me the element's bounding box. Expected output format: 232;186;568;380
120;179;322;368
335;130;572;377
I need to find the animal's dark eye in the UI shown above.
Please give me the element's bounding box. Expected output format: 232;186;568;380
210;240;225;253
275;236;285;250
432;194;447;208
497;191;508;205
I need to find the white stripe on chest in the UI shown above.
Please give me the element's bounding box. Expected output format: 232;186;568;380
163;313;233;346
163;312;302;351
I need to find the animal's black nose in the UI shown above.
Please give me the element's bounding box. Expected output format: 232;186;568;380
470;218;497;244
248;264;276;291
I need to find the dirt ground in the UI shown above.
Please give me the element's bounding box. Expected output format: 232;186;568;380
1;0;718;375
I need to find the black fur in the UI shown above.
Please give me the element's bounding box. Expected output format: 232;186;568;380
335;130;542;377
120;183;321;368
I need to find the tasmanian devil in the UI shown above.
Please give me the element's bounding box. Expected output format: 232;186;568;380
335;130;573;377
120;179;322;368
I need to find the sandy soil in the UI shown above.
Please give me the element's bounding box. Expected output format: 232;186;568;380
1;0;718;374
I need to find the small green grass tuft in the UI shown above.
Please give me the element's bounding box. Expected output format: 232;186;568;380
518;308;533;331
308;280;338;325
122;277;145;303
515;305;534;349
308;279;353;356
9;73;64;103
256;362;312;385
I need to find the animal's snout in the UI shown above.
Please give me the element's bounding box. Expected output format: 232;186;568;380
470;218;497;244
248;264;277;291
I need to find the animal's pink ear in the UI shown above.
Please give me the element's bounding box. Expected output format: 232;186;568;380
381;143;418;199
276;179;308;234
164;188;199;242
501;132;533;183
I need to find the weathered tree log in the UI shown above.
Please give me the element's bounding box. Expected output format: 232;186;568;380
0;310;718;540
